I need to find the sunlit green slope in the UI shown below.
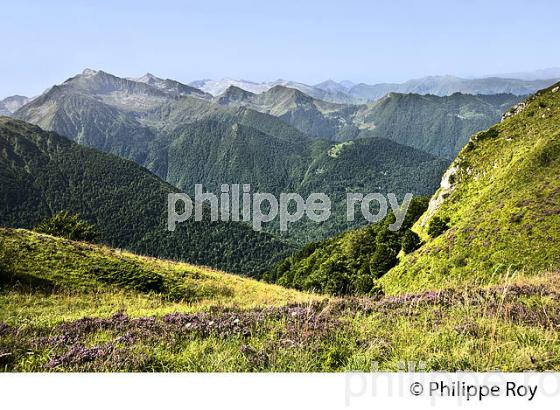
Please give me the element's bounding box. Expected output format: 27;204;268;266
381;83;560;294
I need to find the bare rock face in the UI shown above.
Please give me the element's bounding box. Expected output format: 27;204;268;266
0;95;32;115
501;101;527;122
420;165;459;227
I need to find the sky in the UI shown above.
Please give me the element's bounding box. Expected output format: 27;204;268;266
1;0;559;97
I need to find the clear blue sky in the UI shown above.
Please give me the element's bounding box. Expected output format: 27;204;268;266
1;0;559;97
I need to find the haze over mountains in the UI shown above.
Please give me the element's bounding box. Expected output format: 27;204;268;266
189;71;559;104
489;67;560;81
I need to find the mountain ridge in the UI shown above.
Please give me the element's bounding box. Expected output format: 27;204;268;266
14;69;525;158
214;83;523;156
188;74;559;104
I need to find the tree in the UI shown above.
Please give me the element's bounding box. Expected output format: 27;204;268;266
34;212;99;242
401;230;421;253
427;216;450;238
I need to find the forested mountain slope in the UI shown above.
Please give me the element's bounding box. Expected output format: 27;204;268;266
355;92;523;158
0;117;292;275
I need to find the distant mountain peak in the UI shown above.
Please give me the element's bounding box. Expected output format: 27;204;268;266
216;85;255;105
267;84;301;95
186;78;357;103
82;68;98;76
274;84;314;99
52;69;211;104
223;85;254;94
137;72;158;82
339;80;355;90
188;79;271;96
1;95;32;115
316;79;339;86
314;79;350;94
4;94;28;100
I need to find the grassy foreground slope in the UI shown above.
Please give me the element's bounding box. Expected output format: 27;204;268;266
0;228;317;326
381;83;560;294
2;228;560;371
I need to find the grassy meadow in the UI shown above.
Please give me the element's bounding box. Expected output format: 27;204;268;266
2;228;560;372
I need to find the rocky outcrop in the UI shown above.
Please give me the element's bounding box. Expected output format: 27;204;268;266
420;164;459;227
501;101;528;122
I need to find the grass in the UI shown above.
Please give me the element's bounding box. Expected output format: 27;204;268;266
2;228;560;371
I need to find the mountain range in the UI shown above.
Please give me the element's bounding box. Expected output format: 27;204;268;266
10;69;450;243
4;68;557;114
188;74;558;104
3;68;547;245
189;78;357;104
14;68;523;158
214;84;522;158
